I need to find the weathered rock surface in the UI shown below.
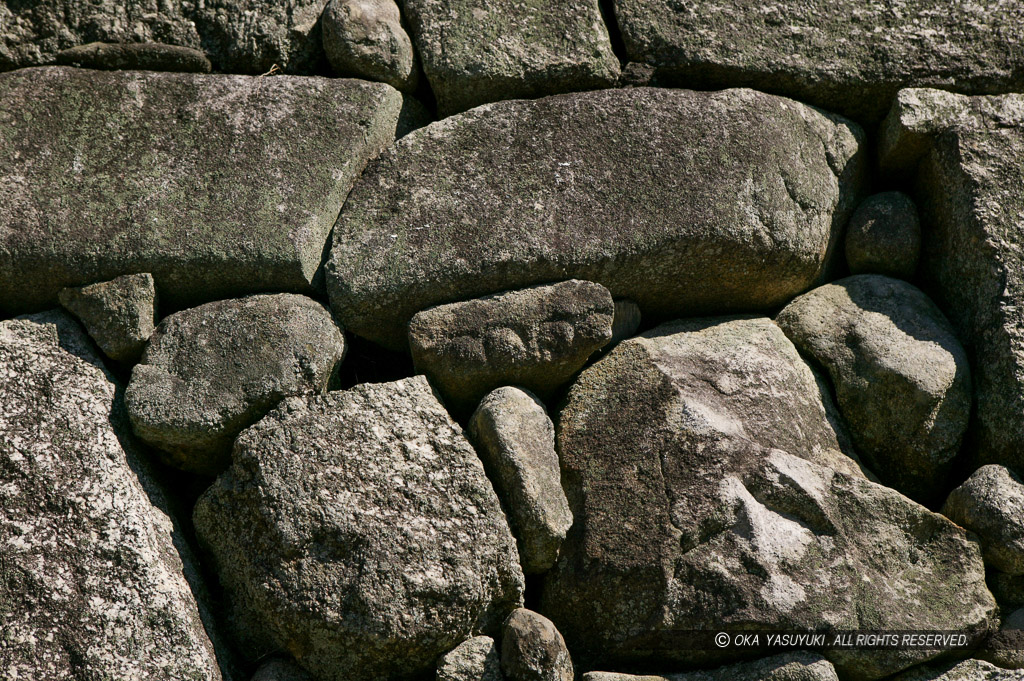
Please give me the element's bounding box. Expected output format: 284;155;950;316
55;41;212;71
884;90;1024;475
502;609;573;681
323;0;417;92
845;193;920;279
0;0;328;73
125;294;346;476
58;272;157;362
327;87;865;350
583;652;839;681
613;1;1024;122
0;311;222;680
252;658;315;681
541;320;996;679
776;275;971;502
892;660;1024;681
0;66;403;314
437;636;503;681
193;376;524;681
469;387;572;574
943;465;1024;575
982;607;1024;671
401;0;618;115
879;89;1024;178
409;280;613;408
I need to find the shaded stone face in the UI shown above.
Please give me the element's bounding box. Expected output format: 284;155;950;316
0;0;328;73
776;275;972;503
501;609;574;681
327;87;865;351
943;465;1024;576
844;193;921;280
409;280;614;409
125;294;347;476
881;89;1024;476
582;652;840;681
0;311;223;680
55;41;212;72
401;0;619;115
541;321;996;680
193;376;525;681
613;0;1024;122
0;66;403;314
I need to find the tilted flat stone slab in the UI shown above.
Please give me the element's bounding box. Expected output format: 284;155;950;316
0;66;403;314
614;0;1024;123
0;311;224;679
881;89;1024;475
327;87;865;350
401;0;619;115
0;0;328;74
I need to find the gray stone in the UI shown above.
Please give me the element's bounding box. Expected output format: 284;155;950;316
409;280;614;409
883;90;1024;476
540;319;996;679
0;311;223;680
991;572;1024;611
58;272;157;362
582;652;839;681
400;0;619;115
879;89;1024;179
845;193;921;279
437;636;503;681
55;41;212;72
0;66;403;314
125;294;346;476
502;609;573;681
611;300;642;345
252;658;315;681
323;0;418;92
327;87;865;351
892;660;1024;681
468;387;572;574
776;275;971;502
943;465;1024;576
981;608;1024;671
193;376;524;681
0;0;328;74
613;1;1024;123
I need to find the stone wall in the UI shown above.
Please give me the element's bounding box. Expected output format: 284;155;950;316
2;2;1024;680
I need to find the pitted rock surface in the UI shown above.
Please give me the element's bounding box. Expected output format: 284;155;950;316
776;275;971;502
943;465;1024;576
323;0;418;92
0;311;223;680
125;294;346;476
614;0;1024;122
0;66;403;313
401;0;619;115
327;87;865;350
408;280;614;408
58;272;158;362
193;376;524;681
541;320;995;679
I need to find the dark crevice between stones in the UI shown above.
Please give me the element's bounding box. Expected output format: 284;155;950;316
335;333;416;390
598;0;629;68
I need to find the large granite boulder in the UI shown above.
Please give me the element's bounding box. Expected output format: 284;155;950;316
583;652;839;681
943;465;1024;575
125;294;347;476
408;280;614;409
0;0;328;73
613;1;1024;122
327;87;865;350
540;320;996;679
193;376;524;681
0;311;223;680
0;66;403;314
880;89;1024;475
400;0;619;115
776;275;971;502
